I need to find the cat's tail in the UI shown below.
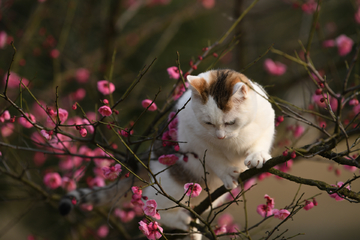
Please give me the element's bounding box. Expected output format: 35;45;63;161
58;176;134;216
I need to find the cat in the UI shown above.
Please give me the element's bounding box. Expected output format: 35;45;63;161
59;69;275;238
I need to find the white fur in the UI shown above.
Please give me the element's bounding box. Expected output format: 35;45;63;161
144;70;275;238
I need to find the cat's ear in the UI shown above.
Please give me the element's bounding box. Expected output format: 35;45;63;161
187;75;208;101
232;82;249;99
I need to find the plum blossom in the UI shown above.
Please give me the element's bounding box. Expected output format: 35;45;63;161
75;68;90;83
79;128;87;137
18;113;36;128
50;49;60;58
172;82;189;100
184;183;202;197
47;108;69;125
303;200;314;210
200;0;215;9
257;194;275;217
263;58;287;76
143;199;161;219
301;0;318;14
1;123;14;137
102;164;122;181
97;225;109;238
355;7;360;24
273;209;290;220
131;186;144;206
3;72;29;88
87;176;105;188
329;181;350;201
97;80;115;95
114;208;136;223
61;177;77;192
0;31;7;48
98;105;112;117
322;39;335;48
257;203;273;217
33;152;47;166
43;172;62;189
0;110;10;123
158;154;178;166
167;66;182;79
335;34;354;56
138;220;163;240
142;99;157;111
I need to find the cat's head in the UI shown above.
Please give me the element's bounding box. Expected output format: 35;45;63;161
187;69;257;140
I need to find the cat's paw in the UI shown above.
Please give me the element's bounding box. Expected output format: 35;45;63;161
244;151;271;169
221;166;242;190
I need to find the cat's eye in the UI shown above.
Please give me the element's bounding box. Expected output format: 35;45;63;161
225;120;236;126
204;121;213;126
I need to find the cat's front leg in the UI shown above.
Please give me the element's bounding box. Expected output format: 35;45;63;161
244;150;271;169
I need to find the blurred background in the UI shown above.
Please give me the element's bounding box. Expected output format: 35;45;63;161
0;0;360;239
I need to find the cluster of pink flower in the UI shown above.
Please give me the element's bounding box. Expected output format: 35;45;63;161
139;220;163;240
263;59;287;76
256;194;290;220
286;124;305;139
184;182;202;197
166;66;189;100
214;213;240;236
161;111;180;151
328;182;351;201
322;34;354;57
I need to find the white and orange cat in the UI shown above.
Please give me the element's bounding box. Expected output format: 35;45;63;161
59;69;275;238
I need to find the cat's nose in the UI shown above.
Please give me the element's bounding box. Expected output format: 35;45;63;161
216;130;226;139
217;136;226;139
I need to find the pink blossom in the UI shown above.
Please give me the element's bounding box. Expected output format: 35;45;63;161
43;172;62;189
3;72;29;88
217;213;233;226
312;94;338;111
214;225;227;235
263;58;287;76
138;221;163;240
355;7;360;24
98;105;112;117
158;154;178;166
75;68;90;83
329;182;350;201
97;80;115;95
322;39;335;48
61;177;77;192
273;209;290;220
40;130;52;140
1;123;14;137
131;186;144;206
47;108;69;125
143;199;161;219
293;125;305;138
0;110;10;122
87;176;105;188
33;152;47;166
72;88;86;101
97;225;109;238
18;113;36;128
335;34;354;56
303;200;314;210
301;0;318;14
102;164;122;181
73;166;86;180
50;49;60;58
167;66;182;79
264;194;275;209
184;183;202;197
0;31;8;48
79;128;87;137
80;203;93;211
172;82;189;100
257;204;273;217
114;208;136;223
142;99;157;111
200;0;215;9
